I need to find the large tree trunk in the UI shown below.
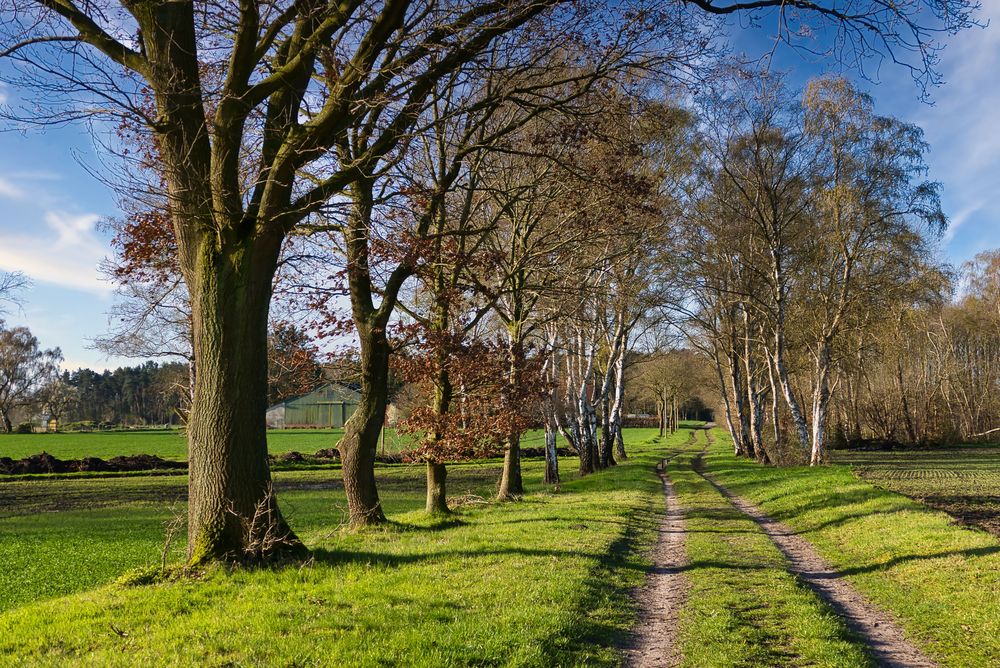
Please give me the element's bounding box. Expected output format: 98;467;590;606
338;178;393;527
0;411;10;434
186;239;302;564
135;5;303;564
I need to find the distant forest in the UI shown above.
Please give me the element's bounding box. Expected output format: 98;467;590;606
58;362;189;427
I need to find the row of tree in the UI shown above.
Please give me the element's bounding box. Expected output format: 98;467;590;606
0;311;323;432
1;0;977;564
677;74;1000;465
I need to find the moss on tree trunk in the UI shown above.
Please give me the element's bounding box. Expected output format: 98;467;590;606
185;240;302;564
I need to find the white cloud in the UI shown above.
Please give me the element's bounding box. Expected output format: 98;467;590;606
890;0;1000;261
0;177;22;199
0;211;113;296
942;201;984;243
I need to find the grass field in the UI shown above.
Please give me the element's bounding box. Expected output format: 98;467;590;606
7;427;1000;666
0;429;663;666
0;428;547;461
833;447;1000;537
0;463;505;613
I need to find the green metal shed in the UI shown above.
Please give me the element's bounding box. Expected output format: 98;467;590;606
266;383;360;429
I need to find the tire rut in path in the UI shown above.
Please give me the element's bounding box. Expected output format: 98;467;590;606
623;448;690;668
693;454;938;668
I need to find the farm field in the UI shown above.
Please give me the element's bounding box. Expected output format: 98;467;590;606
833;447;1000;537
0;428;546;462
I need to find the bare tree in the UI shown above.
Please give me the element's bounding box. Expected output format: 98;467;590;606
0;272;28;316
0;323;61;433
0;0;651;558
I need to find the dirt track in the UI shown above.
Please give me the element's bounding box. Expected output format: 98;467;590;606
623;450;690;668
696;458;939;668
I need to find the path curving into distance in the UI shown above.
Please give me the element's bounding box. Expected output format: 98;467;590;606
623;444;691;668
694;452;939;668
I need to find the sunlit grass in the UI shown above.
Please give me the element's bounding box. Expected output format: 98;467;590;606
665;429;871;668
0;430;662;666
707;431;1000;667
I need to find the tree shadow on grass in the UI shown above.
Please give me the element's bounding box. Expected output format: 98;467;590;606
834;544;1000;577
306;544;598;570
396;517;470;532
535;498;664;666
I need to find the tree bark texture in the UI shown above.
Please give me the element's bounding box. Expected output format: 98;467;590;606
339;321;390;526
185;235;302;564
426;462;449;514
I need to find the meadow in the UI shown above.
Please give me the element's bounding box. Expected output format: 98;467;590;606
0;428;546;462
7;428;1000;666
0;428;664;666
708;438;1000;666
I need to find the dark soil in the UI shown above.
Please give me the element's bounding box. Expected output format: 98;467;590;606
0;452;186;475
914;495;1000;538
0;463;504;515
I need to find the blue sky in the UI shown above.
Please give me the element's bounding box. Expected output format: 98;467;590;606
0;3;997;371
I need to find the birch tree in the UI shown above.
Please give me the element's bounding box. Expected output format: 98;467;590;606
800;75;944;463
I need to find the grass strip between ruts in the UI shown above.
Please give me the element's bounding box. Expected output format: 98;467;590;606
665;429;872;668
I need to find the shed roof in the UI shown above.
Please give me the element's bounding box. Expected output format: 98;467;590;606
267;382;361;411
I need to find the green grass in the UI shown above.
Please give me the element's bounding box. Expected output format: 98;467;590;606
0;463;504;614
706;431;1000;667
0;429;662;666
664;429;871;668
0;428;547;461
